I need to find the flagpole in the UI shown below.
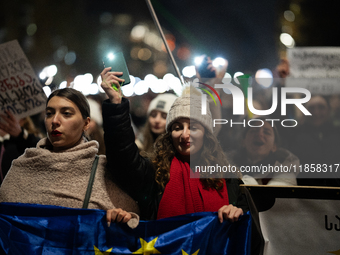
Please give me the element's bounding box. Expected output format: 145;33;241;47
145;0;185;85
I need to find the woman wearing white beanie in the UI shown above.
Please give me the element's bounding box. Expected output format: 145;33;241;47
135;93;177;153
101;68;248;225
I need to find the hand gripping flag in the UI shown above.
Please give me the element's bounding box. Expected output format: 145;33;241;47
0;203;251;255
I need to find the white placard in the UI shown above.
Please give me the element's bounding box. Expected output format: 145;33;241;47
0;40;46;120
286;47;340;95
260;198;340;255
287;47;340;78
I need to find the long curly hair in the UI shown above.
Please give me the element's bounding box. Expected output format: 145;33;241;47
151;129;241;191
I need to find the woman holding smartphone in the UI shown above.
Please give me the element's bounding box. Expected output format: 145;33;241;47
101;67;247;222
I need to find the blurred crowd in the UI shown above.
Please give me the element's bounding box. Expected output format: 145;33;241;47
1;54;340;254
1;57;340;188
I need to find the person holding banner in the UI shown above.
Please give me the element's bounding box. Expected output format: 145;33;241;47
101;68;247;222
0;88;140;228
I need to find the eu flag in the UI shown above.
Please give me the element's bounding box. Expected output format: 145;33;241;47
0;203;251;255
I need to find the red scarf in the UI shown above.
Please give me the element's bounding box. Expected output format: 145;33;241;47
157;156;229;219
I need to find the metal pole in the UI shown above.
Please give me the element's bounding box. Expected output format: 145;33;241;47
145;0;185;85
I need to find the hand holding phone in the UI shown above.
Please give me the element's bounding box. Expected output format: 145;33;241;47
195;55;228;80
100;68;124;104
196;55;216;78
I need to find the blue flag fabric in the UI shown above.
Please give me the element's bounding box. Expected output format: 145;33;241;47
0;203;251;255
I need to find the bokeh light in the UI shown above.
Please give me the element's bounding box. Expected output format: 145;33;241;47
255;68;273;88
130;24;148;41
43;86;51;97
182;65;196;78
284;10;295;22
213;57;226;67
280;33;295;48
26;24;37;36
59;81;67;89
64;51;76;65
134;80;149;95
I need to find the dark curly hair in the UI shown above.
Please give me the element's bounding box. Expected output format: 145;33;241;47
150;129;241;191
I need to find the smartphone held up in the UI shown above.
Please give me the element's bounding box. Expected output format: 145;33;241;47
103;52;131;86
195;55;228;79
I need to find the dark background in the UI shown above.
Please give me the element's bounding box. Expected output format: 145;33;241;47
1;0;339;88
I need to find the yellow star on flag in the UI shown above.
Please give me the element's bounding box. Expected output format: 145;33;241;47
182;249;200;255
93;246;113;255
132;237;161;255
328;249;340;255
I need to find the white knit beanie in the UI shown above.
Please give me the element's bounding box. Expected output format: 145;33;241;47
166;85;213;134
147;93;178;115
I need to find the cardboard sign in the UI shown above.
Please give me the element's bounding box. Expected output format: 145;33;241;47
286;47;340;95
0;40;46;120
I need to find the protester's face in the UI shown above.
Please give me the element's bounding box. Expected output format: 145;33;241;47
244;121;277;163
305;96;329;127
149;110;167;135
45;96;90;152
171;118;205;161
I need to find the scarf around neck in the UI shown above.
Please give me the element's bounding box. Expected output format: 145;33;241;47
157;156;229;219
0;138;99;207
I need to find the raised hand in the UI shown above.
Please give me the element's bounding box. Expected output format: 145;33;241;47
100;67;124;104
0;110;22;137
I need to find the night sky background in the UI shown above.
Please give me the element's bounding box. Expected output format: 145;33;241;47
1;0;339;86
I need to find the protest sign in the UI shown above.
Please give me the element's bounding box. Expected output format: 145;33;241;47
246;185;340;255
0;40;46;120
286;47;340;95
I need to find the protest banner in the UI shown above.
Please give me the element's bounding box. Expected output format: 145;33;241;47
245;185;340;255
0;40;46;120
286;47;340;95
0;203;252;255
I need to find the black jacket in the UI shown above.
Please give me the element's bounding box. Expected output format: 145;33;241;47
0;129;40;185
